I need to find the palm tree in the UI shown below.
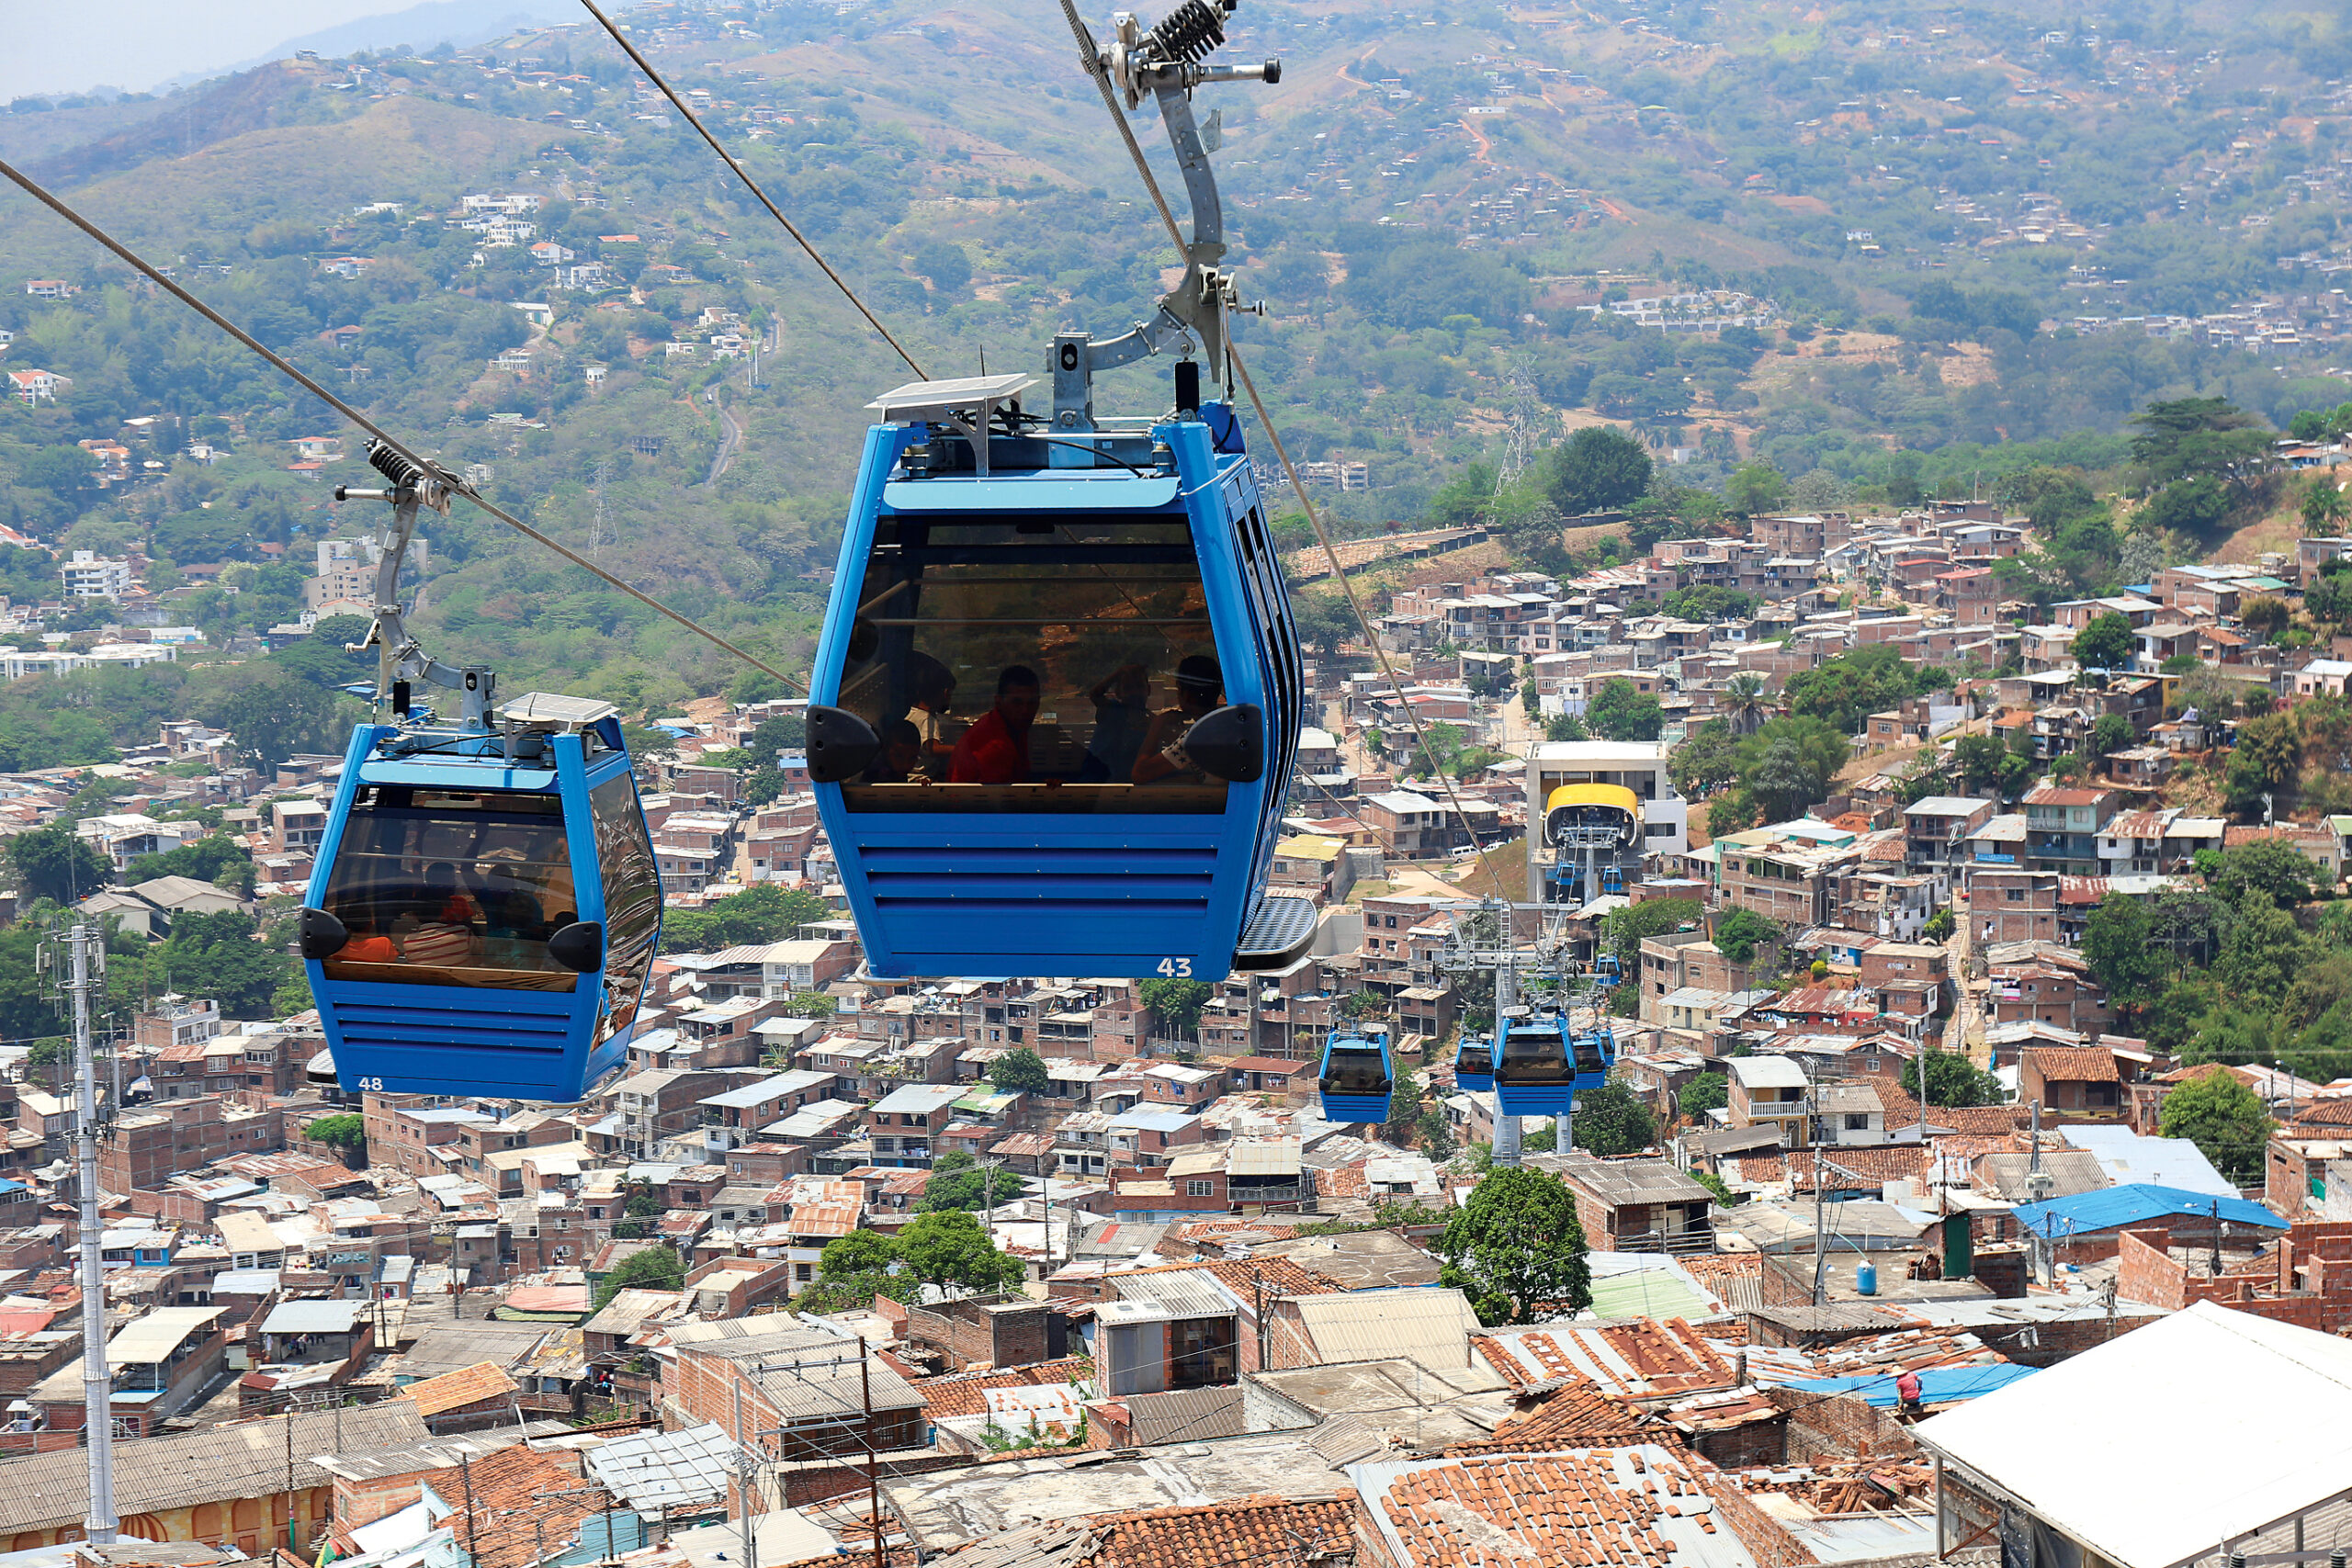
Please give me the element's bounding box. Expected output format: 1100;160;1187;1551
1724;672;1769;736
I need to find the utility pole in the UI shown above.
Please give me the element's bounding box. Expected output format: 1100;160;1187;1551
860;1349;883;1568
49;919;117;1544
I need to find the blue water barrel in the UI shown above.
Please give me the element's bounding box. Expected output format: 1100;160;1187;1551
1857;1259;1879;1296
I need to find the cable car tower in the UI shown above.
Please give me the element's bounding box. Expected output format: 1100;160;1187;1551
1438;897;1618;1167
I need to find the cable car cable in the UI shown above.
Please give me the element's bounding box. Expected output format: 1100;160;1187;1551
575;0;928;380
1050;0;1509;898
0;154;810;697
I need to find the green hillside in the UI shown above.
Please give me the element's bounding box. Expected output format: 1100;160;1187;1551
0;0;2339;740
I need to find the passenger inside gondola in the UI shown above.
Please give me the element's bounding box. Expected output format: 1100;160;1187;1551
1133;655;1222;784
317;786;582;989
1321;1044;1392;1096
865;719;924;784
1498;1029;1574;1083
950;666;1041;784
833;513;1230;815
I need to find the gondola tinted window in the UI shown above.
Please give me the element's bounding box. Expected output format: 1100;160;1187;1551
316;786;581;992
1321;1046;1392;1095
591;774;662;1032
1498;1030;1576;1084
836;513;1228;814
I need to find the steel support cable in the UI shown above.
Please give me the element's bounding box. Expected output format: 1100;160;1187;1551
0;154;809;694
575;0;926;380
1053;0;1509;898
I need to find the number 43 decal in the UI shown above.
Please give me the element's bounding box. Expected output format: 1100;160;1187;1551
1157;957;1193;976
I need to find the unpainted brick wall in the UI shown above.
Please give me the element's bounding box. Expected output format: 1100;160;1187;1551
1768;1388;1917;1462
1697;1458;1822;1568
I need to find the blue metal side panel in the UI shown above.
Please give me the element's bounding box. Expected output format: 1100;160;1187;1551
813;419;1274;979
301;728;623;1101
1319;1092;1393;1124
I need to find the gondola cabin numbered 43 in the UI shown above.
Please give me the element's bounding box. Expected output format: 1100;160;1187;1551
803;374;1314;979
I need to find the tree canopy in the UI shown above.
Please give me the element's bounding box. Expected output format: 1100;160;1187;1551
2158;1068;2274;1184
1545;425;1653;516
1569;1079;1657;1156
1587;678;1663;742
1902;1050;2004;1108
1438;1167;1592;1325
987;1047;1050;1095
593;1246;685;1309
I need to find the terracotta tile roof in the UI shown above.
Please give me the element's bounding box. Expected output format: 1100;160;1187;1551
912;1357;1095;1418
446;1442;615;1568
1089;1495;1354;1568
1674;1253;1763;1292
1930;1104;2028;1134
396;1360;517;1417
1483;1383;1657;1448
1317;1166;1371;1199
1109;1257;1346;1298
2021;1045;2121;1083
1784;1145;1931;1191
988;1132;1057;1157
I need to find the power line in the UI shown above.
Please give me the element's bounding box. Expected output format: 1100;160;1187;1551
0;155;808;697
574;0;926;381
1050;0;1510;898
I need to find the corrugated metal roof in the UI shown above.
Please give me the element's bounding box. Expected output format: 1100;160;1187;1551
6;1404;429;1533
258;1299;368;1335
1227;1139;1302;1176
1291;1288;1479;1370
2010;1183;2285;1238
1111;1270;1238;1318
108;1306;226;1363
584;1421;743;1512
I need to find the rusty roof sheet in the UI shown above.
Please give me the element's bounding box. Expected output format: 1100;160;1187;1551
2021;1045;2121;1083
1473;1317;1736;1399
398;1359;519;1416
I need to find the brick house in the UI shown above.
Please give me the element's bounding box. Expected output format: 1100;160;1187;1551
668;1323;923;1461
2018;1046;2127;1118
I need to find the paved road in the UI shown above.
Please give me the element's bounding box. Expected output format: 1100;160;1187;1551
704;400;743;486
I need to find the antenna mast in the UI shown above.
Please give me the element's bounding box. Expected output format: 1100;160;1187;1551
46;918;117;1542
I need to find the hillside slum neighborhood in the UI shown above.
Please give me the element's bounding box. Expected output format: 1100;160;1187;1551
6;499;2352;1568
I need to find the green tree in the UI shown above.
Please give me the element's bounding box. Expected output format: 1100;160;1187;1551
1437;1167;1592;1325
8;821;113;903
2305;477;2350;532
661;884;829;953
203;667;345;771
2081;894;2168;1018
1545;425;1652;515
303;1112;366;1153
1678;1072;1729;1119
922;1152;995;1213
2071;613;2137;671
154;909;296;1019
2129;396;2276;508
2216;891;2309;1007
2242;596;2291;641
1724;461;1789;515
1923;908;1955;942
2206;840;2322;907
1902;1049;2003;1108
1669;722;1743;799
1384;1065;1424;1144
125;835;257;898
1712;908;1780;964
1600;897;1703;974
899;1209;1027;1292
1693;1170;1741;1207
2158;1069;2275;1184
1587;678;1663;741
987;1047;1050;1095
2089;713;2134;759
1569;1078;1657;1156
1544;712;1589;743
593;1246;685;1309
1783;646;1924;734
1138;976;1214;1037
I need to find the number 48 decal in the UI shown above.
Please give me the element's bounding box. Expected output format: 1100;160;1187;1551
1157;957;1193;976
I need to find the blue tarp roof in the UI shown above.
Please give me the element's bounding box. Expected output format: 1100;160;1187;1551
1782;1363;2038;1407
2010;1182;2285;1239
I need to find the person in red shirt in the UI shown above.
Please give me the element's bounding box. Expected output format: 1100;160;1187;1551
949;666;1041;784
1895;1368;1923;1417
